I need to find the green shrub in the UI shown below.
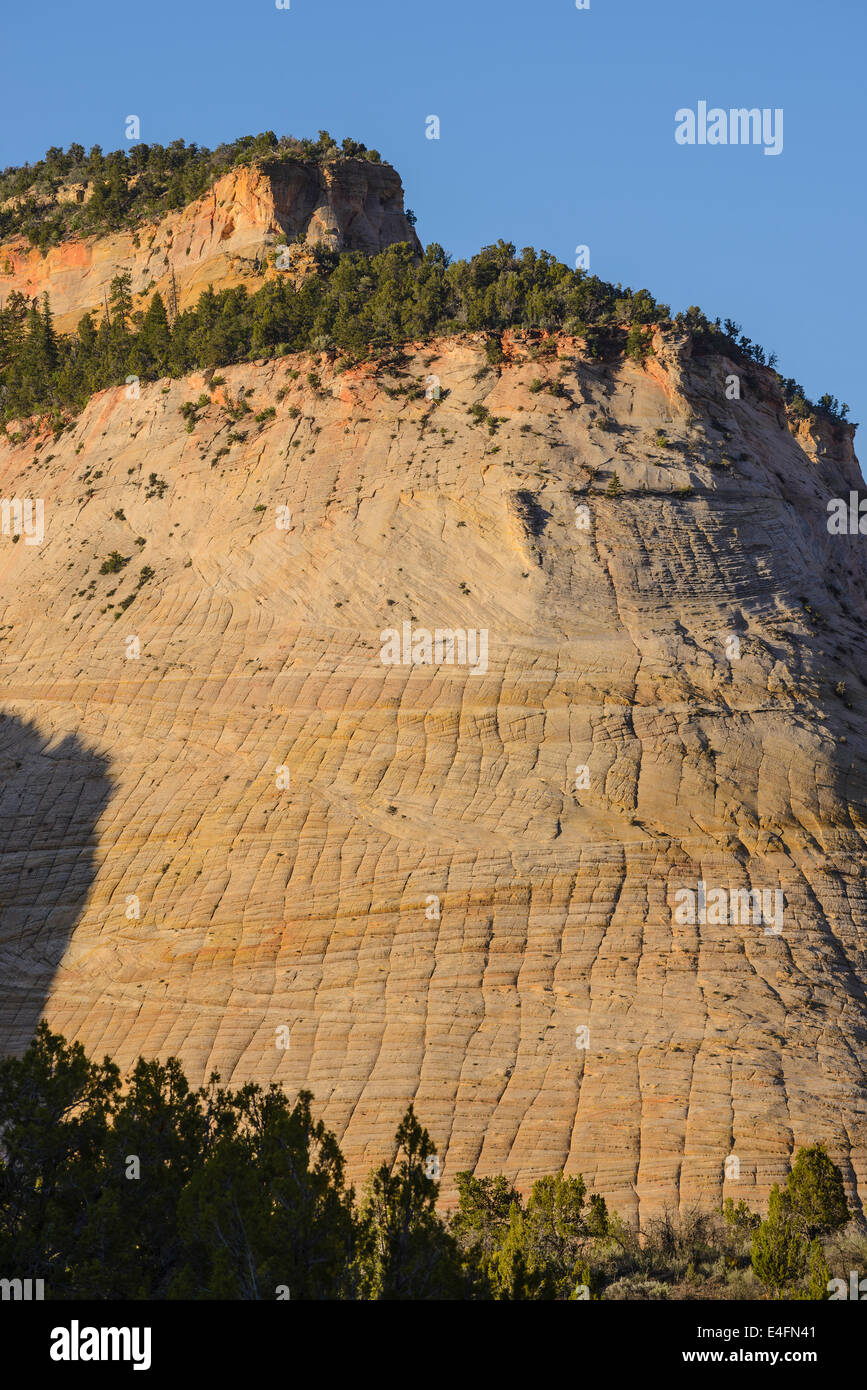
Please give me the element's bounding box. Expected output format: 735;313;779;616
784;1144;850;1240
485;337;505;365
723;1197;760;1239
625;324;653;362
751;1186;808;1297
99;551;129;574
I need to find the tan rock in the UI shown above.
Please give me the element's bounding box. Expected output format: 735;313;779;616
0;331;864;1222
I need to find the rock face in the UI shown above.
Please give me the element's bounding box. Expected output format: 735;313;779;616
0;329;865;1221
0;159;421;332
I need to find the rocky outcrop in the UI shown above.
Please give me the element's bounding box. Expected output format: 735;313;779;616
0;329;865;1221
0;159;421;332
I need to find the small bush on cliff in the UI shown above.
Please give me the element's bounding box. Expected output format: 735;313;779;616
484;336;505;365
625;323;653;362
99;551;129;574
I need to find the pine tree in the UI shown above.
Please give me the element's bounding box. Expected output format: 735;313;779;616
40;294;58;370
108;272;133;336
136;292;171;375
358;1106;465;1299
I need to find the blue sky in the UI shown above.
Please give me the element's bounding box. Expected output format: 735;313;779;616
2;0;864;437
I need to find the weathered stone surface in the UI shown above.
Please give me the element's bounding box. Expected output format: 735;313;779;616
0;329;865;1220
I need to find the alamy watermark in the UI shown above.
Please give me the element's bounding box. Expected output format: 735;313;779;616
1;1277;44;1300
50;1323;151;1371
827;493;867;534
828;1271;867;1300
675;102;783;156
673;880;784;934
380;622;488;676
1;497;44;546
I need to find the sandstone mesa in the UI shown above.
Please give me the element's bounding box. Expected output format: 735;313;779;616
0;156;865;1225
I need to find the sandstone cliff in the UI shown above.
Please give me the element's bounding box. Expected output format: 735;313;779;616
0;328;865;1221
0;158;421;333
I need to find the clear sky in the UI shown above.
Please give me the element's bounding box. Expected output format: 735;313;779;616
2;0;864;440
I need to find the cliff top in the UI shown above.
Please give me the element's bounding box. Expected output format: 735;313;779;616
0;130;393;251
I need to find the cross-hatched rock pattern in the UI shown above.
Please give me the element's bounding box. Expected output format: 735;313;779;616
0;328;865;1221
